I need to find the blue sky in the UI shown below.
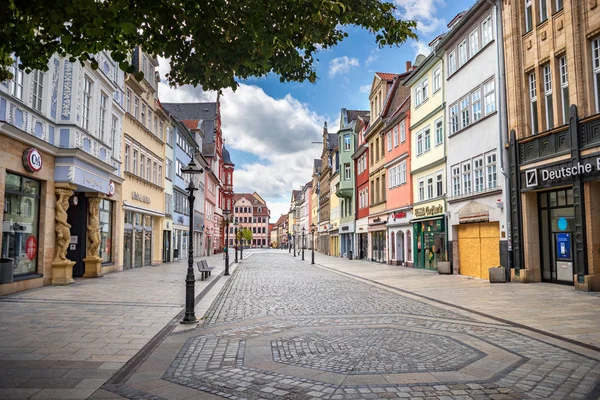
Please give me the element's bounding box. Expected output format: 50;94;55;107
158;0;476;220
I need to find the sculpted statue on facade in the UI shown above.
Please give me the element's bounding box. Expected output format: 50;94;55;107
87;197;101;257
54;189;72;262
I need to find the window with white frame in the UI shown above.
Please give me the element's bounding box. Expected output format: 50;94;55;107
450;104;459;134
593;37;600;113
400;161;407;185
422;78;428;101
543;63;554;130
435;118;443;146
525;0;533;32
126;89;131;113
460;96;470;128
146;158;151;182
393;126;398;147
484;79;496;115
148;110;153;131
140;154;146;179
343;134;351;151
554;0;563;12
486;152;497;188
153;161;158;184
111;115;118;151
529;72;539;134
539;0;548;23
452;165;461;197
154;116;158;135
436;172;443;197
559;56;569;125
472;90;482;122
482;15;493;46
133;149;138;175
414;84;422;106
125;144;130;172
417;130;423;155
32;70;44;112
419;179;425;201
99;92;107;141
449;51;457;75
82;77;92;131
433;66;441;93
424;127;431;152
427;176;434;199
134;96;139;119
469;29;479;56
387;132;392;151
474;157;484;192
400;120;406;142
459;40;468;66
9;56;23;100
141;104;146;126
159;121;164;140
344;163;351;180
462;162;472;194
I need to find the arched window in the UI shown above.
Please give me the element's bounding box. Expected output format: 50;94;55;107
390;232;395;261
407;230;412;262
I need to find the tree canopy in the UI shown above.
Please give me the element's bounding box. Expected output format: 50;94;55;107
1;0;417;91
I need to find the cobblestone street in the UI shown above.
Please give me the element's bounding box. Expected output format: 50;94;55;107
102;251;600;400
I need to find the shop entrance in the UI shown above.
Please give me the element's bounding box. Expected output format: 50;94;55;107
163;230;171;262
414;218;446;270
370;230;386;263
66;194;87;277
458;222;500;280
538;188;575;284
358;233;368;259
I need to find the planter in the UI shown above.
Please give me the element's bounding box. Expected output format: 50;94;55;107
437;261;451;274
489;266;507;283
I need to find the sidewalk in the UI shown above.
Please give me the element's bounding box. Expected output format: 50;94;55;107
312;252;600;348
0;252;234;400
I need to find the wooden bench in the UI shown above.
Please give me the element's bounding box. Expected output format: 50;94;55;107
196;260;215;281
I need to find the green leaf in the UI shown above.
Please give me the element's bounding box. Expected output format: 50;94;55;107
120;22;136;34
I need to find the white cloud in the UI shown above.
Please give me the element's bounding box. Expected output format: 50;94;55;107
365;49;379;66
328;56;359;78
411;40;432;58
359;85;371;94
394;0;446;34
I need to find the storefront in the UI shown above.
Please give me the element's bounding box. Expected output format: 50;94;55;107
355;217;368;260
318;223;329;254
412;202;447;270
329;229;339;257
340;222;354;259
368;215;386;263
122;201;162;268
163;219;172;262
387;209;413;267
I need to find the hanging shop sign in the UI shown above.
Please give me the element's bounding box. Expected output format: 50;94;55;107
394;212;407;219
107;181;115;197
524;157;600;189
22;148;43;173
413;204;444;218
132;191;151;204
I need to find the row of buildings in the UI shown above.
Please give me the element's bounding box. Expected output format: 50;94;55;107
0;47;236;295
287;0;600;291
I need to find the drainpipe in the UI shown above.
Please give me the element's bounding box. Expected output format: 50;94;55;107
487;0;512;279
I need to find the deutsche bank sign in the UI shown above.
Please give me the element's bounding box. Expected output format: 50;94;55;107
525;157;600;188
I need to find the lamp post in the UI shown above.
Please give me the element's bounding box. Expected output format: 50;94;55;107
180;158;204;324
311;223;316;265
240;227;244;260
293;227;296;257
234;220;238;263
301;227;306;261
223;209;230;276
288;233;291;253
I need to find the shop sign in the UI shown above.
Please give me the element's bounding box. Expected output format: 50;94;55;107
525;157;600;188
414;205;444;217
341;226;349;231
394;212;407;219
132;191;151;204
107;181;115;197
26;236;37;260
22;148;43;173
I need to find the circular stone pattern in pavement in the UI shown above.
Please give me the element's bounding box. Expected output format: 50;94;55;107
271;328;485;374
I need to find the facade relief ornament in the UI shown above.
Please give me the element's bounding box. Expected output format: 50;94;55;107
51;58;59;119
61;61;73;119
54;188;73;262
87;197;102;257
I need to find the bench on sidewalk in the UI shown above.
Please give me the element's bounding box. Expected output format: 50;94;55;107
196;260;215;281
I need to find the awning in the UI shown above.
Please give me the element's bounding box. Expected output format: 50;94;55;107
410;215;444;223
123;202;165;218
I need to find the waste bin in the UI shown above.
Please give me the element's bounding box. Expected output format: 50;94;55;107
173;249;180;259
348;251;353;260
0;258;14;284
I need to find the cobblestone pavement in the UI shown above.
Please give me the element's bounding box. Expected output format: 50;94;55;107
106;251;600;400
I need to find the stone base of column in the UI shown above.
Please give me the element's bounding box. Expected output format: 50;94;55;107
574;274;600;292
83;256;104;278
510;268;541;283
51;260;75;285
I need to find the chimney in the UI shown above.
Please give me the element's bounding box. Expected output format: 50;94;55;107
406;61;412;72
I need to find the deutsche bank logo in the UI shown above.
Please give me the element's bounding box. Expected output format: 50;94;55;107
525;169;538;188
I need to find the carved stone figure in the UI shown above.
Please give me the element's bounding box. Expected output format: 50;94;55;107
54;189;73;262
87;197;101;257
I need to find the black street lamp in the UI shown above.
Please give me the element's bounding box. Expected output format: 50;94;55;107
240;227;244;260
293;227;296;257
180;158;204;325
288;232;291;253
301;227;306;261
223;209;231;276
311;223;316;265
234;220;238;263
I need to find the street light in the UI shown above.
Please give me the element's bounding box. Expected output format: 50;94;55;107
301;227;306;261
240;226;244;260
223;209;231;276
293;227;296;257
234;219;238;263
180;157;204;325
311;223;316;265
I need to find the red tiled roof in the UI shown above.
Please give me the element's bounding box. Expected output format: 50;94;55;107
375;72;399;82
183;120;200;130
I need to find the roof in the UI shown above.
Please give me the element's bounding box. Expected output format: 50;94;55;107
162;103;217;157
381;71;411;119
274;214;288;227
447;11;467;28
233;193;266;207
327;133;338;150
222;146;234;166
346;110;369;124
375;72;399;81
291;190;300;202
183;120;200;130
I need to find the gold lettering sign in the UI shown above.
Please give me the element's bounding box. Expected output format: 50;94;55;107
413;205;443;217
132;191;151;204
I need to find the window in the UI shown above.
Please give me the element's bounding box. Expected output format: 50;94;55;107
433;67;441;93
472;90;482;122
460;96;470;128
125;145;130;172
400;121;406;143
158;165;162;184
435;118;443;146
525;0;533;32
469;29;479;56
486;152;497;188
146;158;151;181
554;0;563;12
99;93;107;141
543;63;554;130
393;126;398;147
133;149;138;175
593;37;600;113
419;179;425;201
140;155;146;179
462;162;472;194
529;72;539;134
482;15;492;46
459;40;468;66
9;57;24;100
417;130;423;155
400;161;407;185
153;161;158;184
474;157;484;192
450;104;459;134
343;134;351;151
32;70;44;111
344;163;351;180
154;116;158;136
424;127;431;152
484;80;496;115
452;165;461;197
387;132;392;151
141;104;146;126
134;96;139;119
436;172;443;197
82;77;92;130
110;116;118;152
559;56;569;124
415;85;422;106
422;79;428;101
99;199;113;263
427;176;434;199
539;0;548;23
449;51;457;75
126;89;131;113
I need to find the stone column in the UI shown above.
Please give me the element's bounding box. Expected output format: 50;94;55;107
83;195;103;278
52;183;77;285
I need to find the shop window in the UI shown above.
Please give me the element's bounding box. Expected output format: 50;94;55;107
1;173;41;276
99;200;113;263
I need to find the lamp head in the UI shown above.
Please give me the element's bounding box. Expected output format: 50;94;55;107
181;158;204;175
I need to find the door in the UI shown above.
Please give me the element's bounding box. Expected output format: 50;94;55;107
66;194;87;277
458;222;500;279
123;229;132;269
163;231;171;262
397;231;404;263
134;230;143;267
